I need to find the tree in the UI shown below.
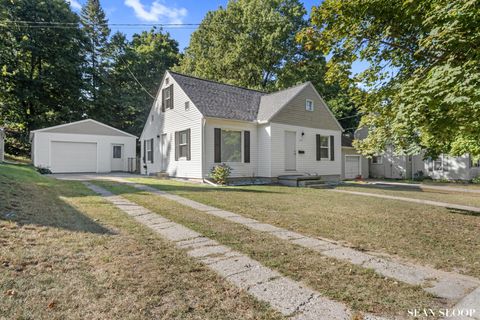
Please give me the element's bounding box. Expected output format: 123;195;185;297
298;0;480;158
80;0;110;115
176;0;308;91
0;0;86;155
105;28;180;135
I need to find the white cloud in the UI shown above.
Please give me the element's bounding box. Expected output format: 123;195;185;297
124;0;187;24
67;0;82;10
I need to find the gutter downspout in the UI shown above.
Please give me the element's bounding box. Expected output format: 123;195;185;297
201;117;206;183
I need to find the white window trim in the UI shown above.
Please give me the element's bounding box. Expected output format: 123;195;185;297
372;155;383;165
146;140;153;163
220;129;243;163
179;130;188;160
305;99;314;112
319;136;329;160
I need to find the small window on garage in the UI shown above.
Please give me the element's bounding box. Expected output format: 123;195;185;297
372;156;383;164
113;145;122;158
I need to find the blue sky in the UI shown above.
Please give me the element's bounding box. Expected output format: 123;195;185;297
68;0;367;74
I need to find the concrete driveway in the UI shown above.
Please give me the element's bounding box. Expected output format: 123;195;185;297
49;172;144;181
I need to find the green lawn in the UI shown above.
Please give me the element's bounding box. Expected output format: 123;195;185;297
0;164;281;319
97;181;445;317
126;177;480;279
337;183;480;208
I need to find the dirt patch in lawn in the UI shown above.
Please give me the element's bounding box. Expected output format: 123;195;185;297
0;164;282;320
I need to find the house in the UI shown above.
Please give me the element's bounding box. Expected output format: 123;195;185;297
30;119;137;173
0;127;5;162
341;133;369;179
369;150;480;181
140;71;344;182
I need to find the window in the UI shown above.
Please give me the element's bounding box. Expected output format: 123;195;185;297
179;130;188;158
162;84;173;111
165;77;169;85
372;156;383;164
113;145;122;159
434;158;442;171
185;101;190;111
146;139;153;162
305;99;314;111
221;129;242;162
151;114;154;122
319;136;329;159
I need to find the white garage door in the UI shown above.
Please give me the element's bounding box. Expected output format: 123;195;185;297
50;141;97;173
345;155;360;179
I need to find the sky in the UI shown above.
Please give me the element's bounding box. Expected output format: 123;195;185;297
67;0;367;74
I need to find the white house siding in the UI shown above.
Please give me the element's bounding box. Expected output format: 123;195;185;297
369;147;411;179
141;72;203;178
204;118;258;178
414;154;473;181
269;122;342;178
32;132;136;173
256;123;271;177
341;147;369;179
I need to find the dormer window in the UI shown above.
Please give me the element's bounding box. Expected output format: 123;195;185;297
165;77;169;85
306;99;314;111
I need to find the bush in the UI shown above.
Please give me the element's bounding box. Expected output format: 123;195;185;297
210;163;232;185
472;176;480;184
36;167;52;174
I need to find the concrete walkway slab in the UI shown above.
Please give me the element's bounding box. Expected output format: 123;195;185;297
85;182;372;320
331;189;480;213
113;180;480;304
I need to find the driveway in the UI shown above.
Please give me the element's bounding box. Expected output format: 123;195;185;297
49;172;144;181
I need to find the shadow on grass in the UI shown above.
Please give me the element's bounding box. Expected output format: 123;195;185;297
340;183;427;193
446;207;480;217
0;171;114;235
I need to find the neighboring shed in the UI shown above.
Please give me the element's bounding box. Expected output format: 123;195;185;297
30;119;137;173
0;127;5;162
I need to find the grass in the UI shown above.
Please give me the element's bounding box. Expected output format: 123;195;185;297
126;177;480;279
4;153;32;164
0;164;282;319
96;181;446;318
337;183;480;208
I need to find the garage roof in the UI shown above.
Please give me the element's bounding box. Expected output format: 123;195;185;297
30;119;137;138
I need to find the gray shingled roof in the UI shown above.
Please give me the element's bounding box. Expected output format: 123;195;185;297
169;71;265;121
256;82;310;121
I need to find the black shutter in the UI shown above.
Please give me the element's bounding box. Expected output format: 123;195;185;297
161;88;165;112
214;128;221;163
244;131;250;163
330;135;335;161
316;134;321;161
186;129;191;161
150;138;154;163
175;131;179;161
143;140;146;163
169;84;174;109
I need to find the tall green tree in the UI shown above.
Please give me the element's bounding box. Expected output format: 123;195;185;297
105;28;180;135
80;0;110;115
298;0;480;158
0;0;86;155
176;0;308;91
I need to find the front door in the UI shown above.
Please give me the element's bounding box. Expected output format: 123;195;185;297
285;131;296;171
111;144;124;171
160;133;169;171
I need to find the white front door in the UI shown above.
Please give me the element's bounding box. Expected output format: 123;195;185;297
345;155;361;179
111;144;124;171
285;131;296;171
160;133;168;171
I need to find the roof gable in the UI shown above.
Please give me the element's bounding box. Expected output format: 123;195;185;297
169;71;264;122
257;83;310;122
31;119;137;138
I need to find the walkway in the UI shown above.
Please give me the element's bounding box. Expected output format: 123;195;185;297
331;189;480;213
106;179;480;307
362;180;480;194
85;182;373;320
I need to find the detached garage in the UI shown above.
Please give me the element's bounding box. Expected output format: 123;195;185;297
31;119;137;173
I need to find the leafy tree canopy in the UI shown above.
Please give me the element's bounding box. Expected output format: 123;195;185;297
298;0;480;158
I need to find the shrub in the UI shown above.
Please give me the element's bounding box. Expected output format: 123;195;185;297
36;167;52;174
210;163;232;185
472;176;480;184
